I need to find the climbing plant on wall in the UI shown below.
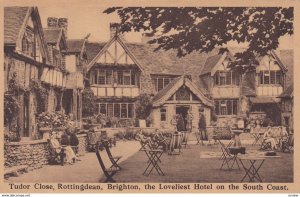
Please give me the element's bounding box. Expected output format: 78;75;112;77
30;79;48;114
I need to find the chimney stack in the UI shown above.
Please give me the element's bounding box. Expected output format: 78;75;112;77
58;18;68;39
47;17;58;28
109;23;125;41
141;33;153;44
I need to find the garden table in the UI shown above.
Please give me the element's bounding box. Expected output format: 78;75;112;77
231;129;243;147
228;147;242;170
239;157;265;182
143;149;164;176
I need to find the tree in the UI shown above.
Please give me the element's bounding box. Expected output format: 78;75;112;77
104;7;293;71
82;88;97;117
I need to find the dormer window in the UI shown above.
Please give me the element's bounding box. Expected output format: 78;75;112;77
259;71;282;85
214;71;240;86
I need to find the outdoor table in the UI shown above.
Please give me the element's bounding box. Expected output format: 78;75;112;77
239;157;265;182
231;129;244;147
143;149;164;176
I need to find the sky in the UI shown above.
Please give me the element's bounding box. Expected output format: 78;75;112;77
38;6;293;49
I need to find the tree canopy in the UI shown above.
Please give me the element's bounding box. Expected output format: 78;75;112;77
104;7;293;71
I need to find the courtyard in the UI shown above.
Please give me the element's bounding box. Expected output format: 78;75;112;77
6;137;293;183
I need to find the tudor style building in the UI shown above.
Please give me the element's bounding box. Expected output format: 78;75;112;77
85;23;293;131
4;7;69;139
4;7;85;140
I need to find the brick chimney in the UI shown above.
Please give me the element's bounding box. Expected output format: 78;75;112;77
110;23;125;41
58;18;68;39
47;17;58;28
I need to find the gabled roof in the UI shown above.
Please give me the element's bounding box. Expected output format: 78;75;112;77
279;49;293;87
4;6;50;63
270;50;288;73
201;54;223;75
66;39;85;53
86;36;146;72
278;85;293;98
4;7;30;45
43;28;61;44
152;76;214;107
85;42;106;63
43;28;67;49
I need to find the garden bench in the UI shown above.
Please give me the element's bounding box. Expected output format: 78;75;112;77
95;142;118;182
4;165;28;178
47;139;66;165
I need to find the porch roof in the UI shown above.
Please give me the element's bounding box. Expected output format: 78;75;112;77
152;75;214;107
249;97;279;104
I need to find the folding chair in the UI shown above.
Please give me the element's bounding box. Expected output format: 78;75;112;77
102;140;122;171
219;141;240;170
95;142;118;182
218;140;233;160
260;139;272;151
168;132;182;155
281;134;294;153
143;148;164;176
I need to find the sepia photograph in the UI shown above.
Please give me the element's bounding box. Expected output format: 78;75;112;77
1;1;298;193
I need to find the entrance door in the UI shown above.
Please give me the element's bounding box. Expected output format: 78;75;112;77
176;106;189;131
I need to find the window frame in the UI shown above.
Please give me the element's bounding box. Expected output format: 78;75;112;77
98;103;135;119
160;108;167;122
214;99;238;116
214;71;239;86
259;70;282;85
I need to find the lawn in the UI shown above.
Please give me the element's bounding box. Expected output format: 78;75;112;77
6;140;293;183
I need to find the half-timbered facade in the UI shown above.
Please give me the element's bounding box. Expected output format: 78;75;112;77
85;24;293;130
4;7;51;139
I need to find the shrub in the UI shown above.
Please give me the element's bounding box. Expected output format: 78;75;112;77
135;93;153;119
82;88;97;117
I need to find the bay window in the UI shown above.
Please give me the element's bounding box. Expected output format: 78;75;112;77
259;71;282;85
214;99;238;115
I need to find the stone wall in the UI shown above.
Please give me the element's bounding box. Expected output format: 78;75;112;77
4;140;50;170
4;134;89;169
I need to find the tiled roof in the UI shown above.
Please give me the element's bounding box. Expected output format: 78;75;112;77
201;54;223;75
85;42;106;63
152;76;182;102
279;85;293;98
4;7;30;45
67;39;85;53
279;49;293;87
43;28;61;44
